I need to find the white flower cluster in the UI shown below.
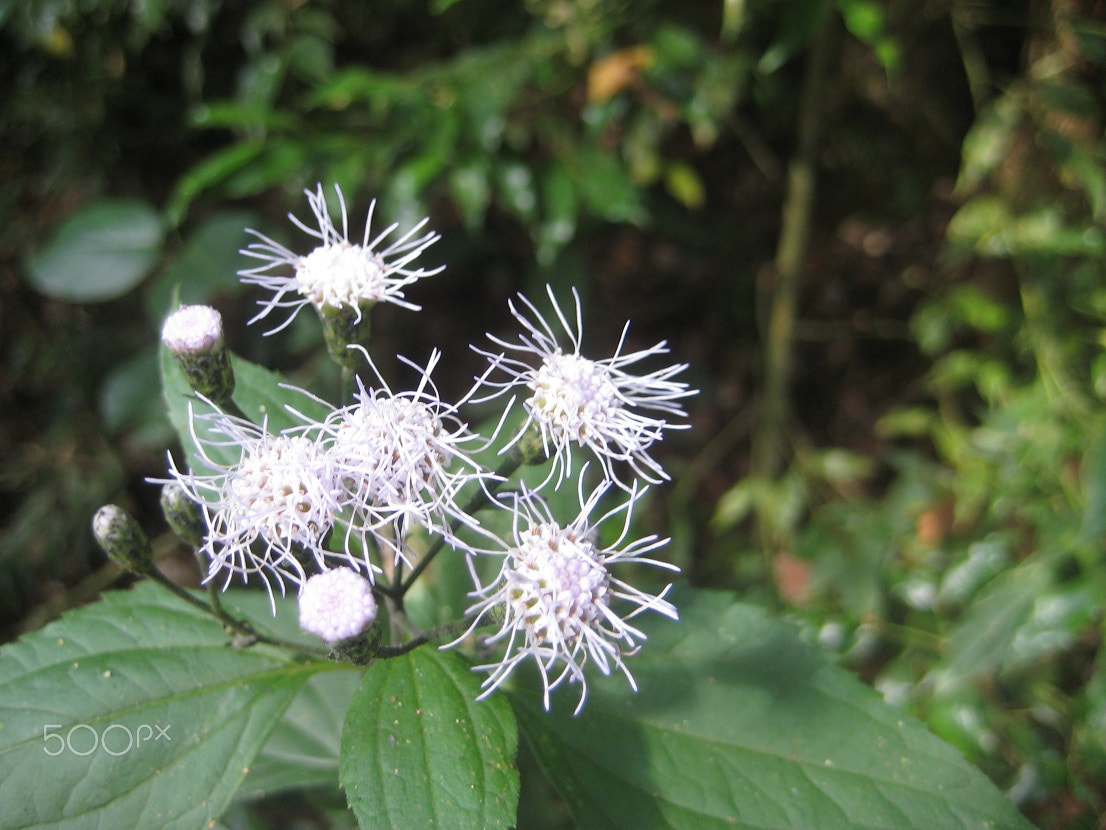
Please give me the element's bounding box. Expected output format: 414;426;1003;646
159;184;693;708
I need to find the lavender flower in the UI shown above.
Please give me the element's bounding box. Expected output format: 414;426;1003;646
163;402;343;605
299;567;378;643
474;286;694;488
320;350;493;570
239;183;443;334
449;480;678;713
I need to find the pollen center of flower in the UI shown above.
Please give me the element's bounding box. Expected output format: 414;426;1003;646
230;435;335;543
506;523;610;644
333;397;446;504
528;352;621;442
297;243;387;310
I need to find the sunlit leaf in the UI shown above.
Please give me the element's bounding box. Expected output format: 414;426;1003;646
0;583;321;830
339;648;519;829
664;162;706;209
513;586;1033;830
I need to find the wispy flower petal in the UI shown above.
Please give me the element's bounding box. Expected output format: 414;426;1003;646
473;286;694;488
239;183;443;334
448;480;678;713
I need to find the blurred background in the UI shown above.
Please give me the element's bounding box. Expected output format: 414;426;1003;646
2;0;1106;825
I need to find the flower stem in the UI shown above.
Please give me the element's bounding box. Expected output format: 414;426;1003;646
146;565;331;660
398;451;523;598
340;364;355;405
211;394;252;425
343;606;503;665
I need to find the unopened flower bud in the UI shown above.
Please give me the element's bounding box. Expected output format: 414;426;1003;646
162;304;235;405
92;504;153;572
299;567;378;645
160;482;207;548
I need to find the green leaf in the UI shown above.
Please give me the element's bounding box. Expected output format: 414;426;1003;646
27;200;163;302
145;209;260;323
450;161;493;232
0;583;321;830
568;146;647;225
947;197;1106;257
98;345;173;446
512;586;1033;830
537;162;577;265
838;0;885;44
664;161;706;210
339;648;519;830
944;559;1052;680
495;161;538;224
167;142;266;227
240;668;363;798
224;589;363;799
956;94;1021;194
160;342;331;473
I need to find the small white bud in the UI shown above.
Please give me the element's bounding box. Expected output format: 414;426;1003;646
299;567;378;644
162;304;224;353
161;304;235;403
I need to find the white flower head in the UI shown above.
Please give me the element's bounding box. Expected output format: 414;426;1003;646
473;285;694;488
299;567;378;643
162;401;343;607
161;304;224;354
322;349;492;569
450;480;679;714
239;183;444;334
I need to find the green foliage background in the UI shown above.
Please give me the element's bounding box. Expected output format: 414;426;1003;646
2;0;1106;827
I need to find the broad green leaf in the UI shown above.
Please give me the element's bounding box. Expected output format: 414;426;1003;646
145;209;260;323
339;648;519;830
27;200;163;302
512;586;1033;830
0;583;323;830
160;342;331;473
240;668;363;798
